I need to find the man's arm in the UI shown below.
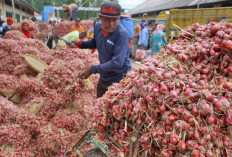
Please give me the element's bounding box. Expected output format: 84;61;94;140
79;38;97;49
67;7;73;21
91;31;129;74
62;10;66;20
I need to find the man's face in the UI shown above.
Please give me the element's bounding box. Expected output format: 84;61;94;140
75;21;80;26
99;16;119;33
8;21;13;26
79;33;87;39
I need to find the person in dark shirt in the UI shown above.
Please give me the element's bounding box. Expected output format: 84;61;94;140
0;16;5;38
5;17;15;33
31;16;41;32
70;1;131;98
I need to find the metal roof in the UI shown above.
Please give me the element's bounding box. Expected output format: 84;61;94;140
128;0;229;15
16;0;40;13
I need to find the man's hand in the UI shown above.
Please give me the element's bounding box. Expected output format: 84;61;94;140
70;40;78;45
91;49;96;53
67;40;77;48
68;43;77;48
79;66;92;79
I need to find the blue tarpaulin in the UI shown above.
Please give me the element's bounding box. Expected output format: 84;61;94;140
42;6;54;22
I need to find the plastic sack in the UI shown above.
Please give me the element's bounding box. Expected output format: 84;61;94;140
135;49;147;61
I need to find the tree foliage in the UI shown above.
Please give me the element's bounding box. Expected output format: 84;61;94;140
24;0;119;20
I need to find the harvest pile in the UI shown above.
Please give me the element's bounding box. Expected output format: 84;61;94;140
54;20;93;36
38;22;50;31
93;22;232;156
0;29;99;156
1;32;52;76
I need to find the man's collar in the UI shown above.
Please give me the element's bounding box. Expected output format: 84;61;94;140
101;28;109;37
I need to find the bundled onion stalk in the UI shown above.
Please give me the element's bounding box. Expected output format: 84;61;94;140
92;21;232;157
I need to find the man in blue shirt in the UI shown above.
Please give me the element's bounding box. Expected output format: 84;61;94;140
71;1;131;98
0;16;5;38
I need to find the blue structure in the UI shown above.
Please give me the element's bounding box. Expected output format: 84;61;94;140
44;6;54;14
42;6;54;22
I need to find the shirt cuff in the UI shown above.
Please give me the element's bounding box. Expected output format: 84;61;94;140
77;40;82;48
90;65;98;74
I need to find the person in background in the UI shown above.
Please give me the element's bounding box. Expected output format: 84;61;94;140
151;24;167;55
21;20;49;40
119;15;134;54
0;16;5;38
46;20;58;49
59;31;87;45
149;23;157;49
131;24;141;58
5;17;15;33
71;18;84;32
52;20;56;27
62;4;78;21
31;16;41;32
138;21;149;50
49;20;55;30
87;20;97;39
70;1;131;98
21;20;31;38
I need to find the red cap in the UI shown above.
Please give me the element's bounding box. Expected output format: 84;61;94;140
7;17;15;23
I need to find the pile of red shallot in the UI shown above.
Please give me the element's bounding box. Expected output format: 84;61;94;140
0;35;52;76
38;22;50;31
0;28;99;156
3;30;27;40
54;20;93;36
92;21;232;156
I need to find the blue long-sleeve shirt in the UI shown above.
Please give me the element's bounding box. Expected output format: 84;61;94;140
138;27;149;47
80;22;132;84
0;24;5;38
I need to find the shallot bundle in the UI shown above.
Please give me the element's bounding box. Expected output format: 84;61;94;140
3;30;27;40
0;31;100;156
0;37;53;76
54;21;75;36
92;21;232;157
